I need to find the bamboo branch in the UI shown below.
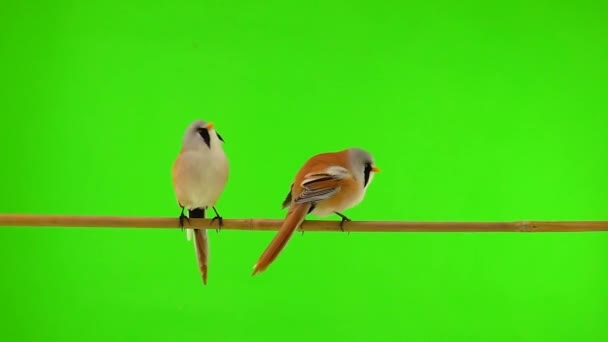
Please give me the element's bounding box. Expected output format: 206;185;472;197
0;214;606;232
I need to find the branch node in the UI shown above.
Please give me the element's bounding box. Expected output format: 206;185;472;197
516;221;533;232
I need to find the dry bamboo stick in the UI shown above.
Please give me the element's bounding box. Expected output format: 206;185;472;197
0;214;606;232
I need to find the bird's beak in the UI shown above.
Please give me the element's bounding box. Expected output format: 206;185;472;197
206;122;214;129
372;166;381;173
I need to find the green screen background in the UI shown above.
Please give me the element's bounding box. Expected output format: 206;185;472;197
1;1;607;341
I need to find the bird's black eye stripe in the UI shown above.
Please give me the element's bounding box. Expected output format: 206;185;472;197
216;131;224;142
197;128;211;148
363;162;372;188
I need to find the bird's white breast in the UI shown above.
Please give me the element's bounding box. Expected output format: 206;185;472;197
174;147;229;210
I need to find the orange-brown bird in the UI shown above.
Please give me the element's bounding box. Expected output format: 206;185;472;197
252;148;380;275
172;119;229;285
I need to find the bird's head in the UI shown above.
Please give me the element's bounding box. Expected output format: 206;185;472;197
182;119;225;151
347;147;380;188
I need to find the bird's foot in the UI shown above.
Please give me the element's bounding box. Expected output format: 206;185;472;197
178;210;190;232
334;212;351;233
210;215;224;233
339;217;351;232
210;207;223;233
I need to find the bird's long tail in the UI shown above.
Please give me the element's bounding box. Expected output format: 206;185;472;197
189;208;209;285
252;203;310;276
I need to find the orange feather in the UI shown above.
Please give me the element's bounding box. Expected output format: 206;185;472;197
252;203;310;275
253;150;359;275
193;228;208;285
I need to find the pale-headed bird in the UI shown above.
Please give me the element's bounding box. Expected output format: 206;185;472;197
172;119;229;285
252;148;380;275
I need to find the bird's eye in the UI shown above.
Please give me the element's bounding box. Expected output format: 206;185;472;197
363;162;372;187
196;127;211;147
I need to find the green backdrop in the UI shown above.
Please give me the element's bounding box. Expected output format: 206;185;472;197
1;1;607;341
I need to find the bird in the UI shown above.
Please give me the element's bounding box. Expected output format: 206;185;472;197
251;147;380;276
171;119;229;285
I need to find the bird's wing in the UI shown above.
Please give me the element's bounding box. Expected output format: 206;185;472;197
293;166;351;204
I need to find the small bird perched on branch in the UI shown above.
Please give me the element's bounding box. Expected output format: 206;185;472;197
252;148;380;275
172;119;229;285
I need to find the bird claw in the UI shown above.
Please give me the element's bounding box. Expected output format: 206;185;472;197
210;215;223;233
210;207;224;233
334;212;351;232
339;217;351;232
178;212;190;232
